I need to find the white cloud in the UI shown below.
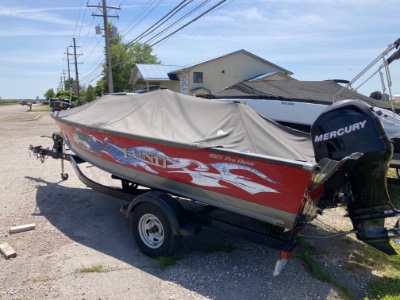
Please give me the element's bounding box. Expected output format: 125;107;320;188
0;27;74;37
0;6;81;26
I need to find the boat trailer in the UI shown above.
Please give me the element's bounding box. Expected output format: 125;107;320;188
29;132;311;275
29;100;400;277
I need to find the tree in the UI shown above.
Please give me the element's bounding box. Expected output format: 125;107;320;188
84;85;96;102
98;26;161;94
65;78;76;92
95;80;103;98
64;78;85;98
55;90;77;102
44;88;55;100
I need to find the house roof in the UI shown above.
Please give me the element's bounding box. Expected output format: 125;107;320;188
130;50;293;85
169;50;293;75
135;64;182;81
209;80;399;112
247;71;294;81
134;85;159;93
190;87;211;92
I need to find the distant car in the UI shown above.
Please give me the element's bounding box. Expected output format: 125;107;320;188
50;98;71;111
20;101;28;106
41;100;49;105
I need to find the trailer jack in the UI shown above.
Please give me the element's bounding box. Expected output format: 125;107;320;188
29;132;76;180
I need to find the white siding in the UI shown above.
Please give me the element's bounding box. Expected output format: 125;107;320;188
161;81;179;92
185;52;285;94
131;50;292;95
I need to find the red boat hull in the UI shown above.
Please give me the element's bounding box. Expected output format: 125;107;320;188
57;121;317;229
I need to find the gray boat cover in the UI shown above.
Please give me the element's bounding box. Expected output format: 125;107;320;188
53;89;315;163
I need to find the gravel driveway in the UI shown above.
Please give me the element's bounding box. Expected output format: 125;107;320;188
0;105;385;300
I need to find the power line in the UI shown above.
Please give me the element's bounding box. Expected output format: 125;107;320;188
143;0;211;45
81;35;103;63
76;0;233;90
106;1;230;74
129;0;193;45
80;61;105;84
72;0;86;39
150;0;227;47
80;58;105;80
79;16;96;54
75;5;88;45
119;0;163;37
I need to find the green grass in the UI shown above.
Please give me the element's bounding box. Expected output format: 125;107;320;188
27;107;51;112
326;168;400;300
295;237;354;299
75;264;112;273
385;101;400;107
297;237;397;299
367;276;400;300
154;255;178;269
296;201;400;300
0;100;20;106
362;241;400;300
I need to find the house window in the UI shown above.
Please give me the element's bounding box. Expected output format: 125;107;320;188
193;72;203;83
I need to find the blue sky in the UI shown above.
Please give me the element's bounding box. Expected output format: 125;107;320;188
0;0;399;99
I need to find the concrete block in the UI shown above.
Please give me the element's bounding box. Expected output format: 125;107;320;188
0;242;17;259
9;223;35;234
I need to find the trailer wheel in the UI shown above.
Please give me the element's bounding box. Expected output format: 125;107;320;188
132;202;182;258
61;173;69;180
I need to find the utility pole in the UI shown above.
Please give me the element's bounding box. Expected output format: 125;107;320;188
69;38;82;105
88;0;120;94
58;76;63;92
66;48;72;103
62;70;67;90
64;48;73;105
66;48;71;82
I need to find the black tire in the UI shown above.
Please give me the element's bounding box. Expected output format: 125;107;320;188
132;202;182;258
61;173;69;180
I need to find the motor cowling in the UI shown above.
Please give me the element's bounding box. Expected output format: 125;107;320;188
312;99;391;162
311;99;399;255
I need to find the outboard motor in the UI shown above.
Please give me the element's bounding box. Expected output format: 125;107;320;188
311;99;400;254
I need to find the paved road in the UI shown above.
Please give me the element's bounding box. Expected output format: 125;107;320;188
0;103;24;117
0;110;373;300
0;103;43;121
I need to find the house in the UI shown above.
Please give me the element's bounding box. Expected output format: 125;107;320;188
129;50;293;95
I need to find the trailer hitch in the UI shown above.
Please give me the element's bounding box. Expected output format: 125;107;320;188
29;132;73;180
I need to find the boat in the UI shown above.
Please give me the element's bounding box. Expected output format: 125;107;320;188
212;81;400;139
208;38;400;154
211;82;400;182
30;89;400;275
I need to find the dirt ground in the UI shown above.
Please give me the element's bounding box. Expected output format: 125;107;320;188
0;105;397;300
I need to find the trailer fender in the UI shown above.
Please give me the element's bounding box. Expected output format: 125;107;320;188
125;191;187;236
